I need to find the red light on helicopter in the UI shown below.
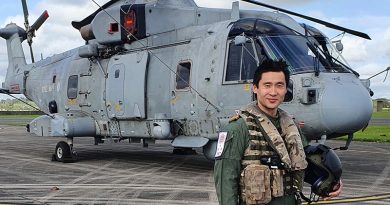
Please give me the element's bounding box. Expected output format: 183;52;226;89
126;20;134;25
124;10;136;34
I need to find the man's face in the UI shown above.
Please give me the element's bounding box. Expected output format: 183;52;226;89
253;71;287;116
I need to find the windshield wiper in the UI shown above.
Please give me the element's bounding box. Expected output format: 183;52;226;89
308;38;360;77
306;42;328;76
328;51;360;77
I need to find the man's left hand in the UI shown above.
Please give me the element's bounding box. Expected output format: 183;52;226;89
321;179;343;201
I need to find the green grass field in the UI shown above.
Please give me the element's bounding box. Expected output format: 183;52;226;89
338;126;390;143
372;111;390;118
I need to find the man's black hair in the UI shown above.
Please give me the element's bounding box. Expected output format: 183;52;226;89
252;59;290;87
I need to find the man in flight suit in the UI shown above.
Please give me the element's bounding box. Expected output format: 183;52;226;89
214;59;342;205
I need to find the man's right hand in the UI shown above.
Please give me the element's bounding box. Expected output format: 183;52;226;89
321;179;343;201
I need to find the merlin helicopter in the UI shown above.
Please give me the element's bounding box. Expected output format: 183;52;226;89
0;0;373;162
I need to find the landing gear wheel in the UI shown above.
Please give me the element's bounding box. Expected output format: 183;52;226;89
54;141;76;163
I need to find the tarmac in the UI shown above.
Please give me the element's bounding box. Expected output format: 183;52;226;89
0;125;389;205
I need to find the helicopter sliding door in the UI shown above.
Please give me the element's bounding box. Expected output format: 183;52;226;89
106;51;149;119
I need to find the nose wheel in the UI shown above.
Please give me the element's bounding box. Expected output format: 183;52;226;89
53;141;77;163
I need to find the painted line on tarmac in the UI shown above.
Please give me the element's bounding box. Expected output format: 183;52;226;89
303;193;390;204
0;184;215;192
0;197;217;205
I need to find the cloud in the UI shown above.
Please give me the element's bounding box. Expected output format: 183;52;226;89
370;80;390;99
341;36;369;63
0;0;122;61
0;0;102;87
377;27;390;58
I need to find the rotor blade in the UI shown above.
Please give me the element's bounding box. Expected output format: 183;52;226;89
21;0;29;27
31;10;49;32
29;44;35;63
242;0;371;40
0;88;10;94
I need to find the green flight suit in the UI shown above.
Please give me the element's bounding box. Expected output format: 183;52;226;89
214;111;308;205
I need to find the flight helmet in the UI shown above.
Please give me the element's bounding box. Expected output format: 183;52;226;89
304;144;342;197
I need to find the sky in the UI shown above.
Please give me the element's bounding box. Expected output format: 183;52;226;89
1;0;389;100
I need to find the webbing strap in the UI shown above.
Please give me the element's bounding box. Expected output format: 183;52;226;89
243;155;263;161
250;143;273;151
241;111;283;166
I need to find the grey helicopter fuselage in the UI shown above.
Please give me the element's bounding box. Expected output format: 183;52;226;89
0;0;372;160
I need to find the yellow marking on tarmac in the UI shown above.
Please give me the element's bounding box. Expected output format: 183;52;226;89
303;193;390;204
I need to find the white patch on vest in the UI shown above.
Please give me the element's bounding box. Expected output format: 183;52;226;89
215;132;228;157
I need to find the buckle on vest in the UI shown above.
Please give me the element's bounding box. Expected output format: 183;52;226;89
260;156;285;169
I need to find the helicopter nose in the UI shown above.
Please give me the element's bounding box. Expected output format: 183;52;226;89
320;77;373;134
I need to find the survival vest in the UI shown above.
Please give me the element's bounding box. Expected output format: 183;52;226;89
238;102;307;204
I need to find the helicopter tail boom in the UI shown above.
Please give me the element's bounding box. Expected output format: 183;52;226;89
0;23;28;94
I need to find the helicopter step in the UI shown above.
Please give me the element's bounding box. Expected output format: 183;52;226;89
171;136;211;157
171;136;217;160
172;148;197;155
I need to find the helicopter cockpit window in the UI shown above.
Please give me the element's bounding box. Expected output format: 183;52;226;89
67;75;78;99
176;62;191;90
303;24;352;73
227;18;352;78
308;36;351;73
284;80;293;102
225;40;258;82
228;18;256;37
258;35;328;74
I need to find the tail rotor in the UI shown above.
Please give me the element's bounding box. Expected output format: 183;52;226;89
21;0;49;63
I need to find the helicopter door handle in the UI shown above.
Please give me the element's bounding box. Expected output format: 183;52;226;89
79;90;91;95
79;103;91;107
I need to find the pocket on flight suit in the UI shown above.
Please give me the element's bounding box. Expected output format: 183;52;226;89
242;164;272;204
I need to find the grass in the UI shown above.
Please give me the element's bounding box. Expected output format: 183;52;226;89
372;111;390;119
337;126;390;143
0;115;39;119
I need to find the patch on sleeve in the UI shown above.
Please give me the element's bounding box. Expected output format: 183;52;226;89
229;114;241;122
215;132;228;158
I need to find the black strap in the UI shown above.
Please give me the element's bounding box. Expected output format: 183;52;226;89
299;191;312;204
241;111;286;169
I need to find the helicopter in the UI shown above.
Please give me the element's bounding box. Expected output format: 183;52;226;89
0;0;373;162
